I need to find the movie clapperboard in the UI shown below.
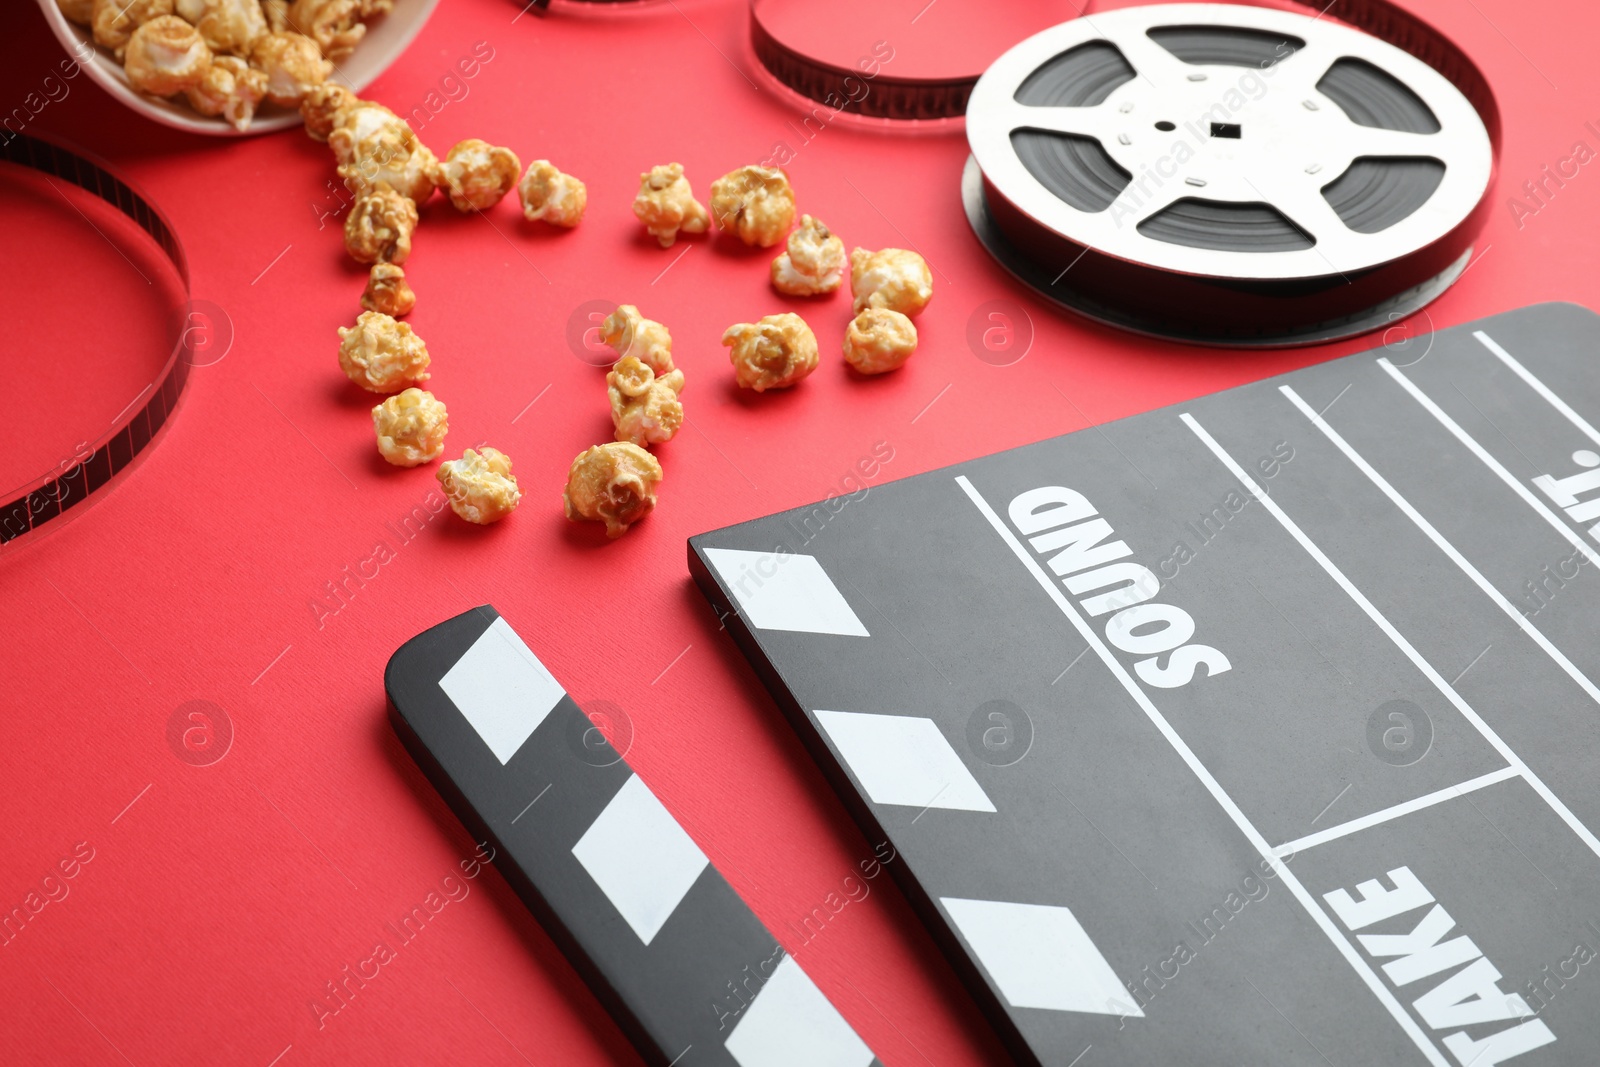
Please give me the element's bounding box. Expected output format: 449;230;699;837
690;303;1600;1067
386;606;883;1067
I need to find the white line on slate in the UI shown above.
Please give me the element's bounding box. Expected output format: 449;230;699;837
1452;643;1493;686
1275;768;1519;857
1051;646;1092;685
512;783;552;824
1310;782;1352;826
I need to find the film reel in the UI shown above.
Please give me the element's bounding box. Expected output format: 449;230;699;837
1;134;193;544
749;0;1066;122
964;3;1495;346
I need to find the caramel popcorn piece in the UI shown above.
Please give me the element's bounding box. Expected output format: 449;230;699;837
771;214;844;296
185;55;267;130
299;82;360;141
633;163;708;248
437;447;521;524
563;442;662;539
599;305;675;377
330;104;436;202
125;16;212;97
361;263;415;317
344;187;417;264
710;165;796;248
175;0;268;56
262;0;288;31
57;0;95;27
248;31;331;106
286;0;365;60
843;308;917;375
722;313;818;392
435;139;521;212
371;388;447;467
93;0;173;59
608;356;685;447
849;246;933;317
337;310;429;392
518;160;586;227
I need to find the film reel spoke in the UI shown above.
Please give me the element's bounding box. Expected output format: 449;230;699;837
1265;40;1337;93
1124;181;1195;227
1106;29;1203;89
1262;179;1362;256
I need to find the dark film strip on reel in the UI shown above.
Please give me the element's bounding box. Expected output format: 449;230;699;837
750;9;973;121
0;133;191;543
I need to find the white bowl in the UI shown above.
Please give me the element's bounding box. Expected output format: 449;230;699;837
35;0;440;136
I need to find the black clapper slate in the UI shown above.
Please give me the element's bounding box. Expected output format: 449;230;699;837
690;303;1600;1067
386;605;883;1067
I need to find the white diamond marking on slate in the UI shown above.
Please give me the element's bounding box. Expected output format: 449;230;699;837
942;896;1140;1017
439;616;566;764
572;775;709;945
703;548;869;637
724;956;874;1067
815;710;995;813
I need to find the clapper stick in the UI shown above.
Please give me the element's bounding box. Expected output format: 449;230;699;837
385;605;881;1067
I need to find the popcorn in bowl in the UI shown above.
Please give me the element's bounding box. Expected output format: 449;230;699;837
185;54;268;130
123;16;212;98
248;30;331;106
49;0;419;133
177;0;268;56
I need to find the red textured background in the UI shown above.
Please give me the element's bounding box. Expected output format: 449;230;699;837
1;0;1594;1063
